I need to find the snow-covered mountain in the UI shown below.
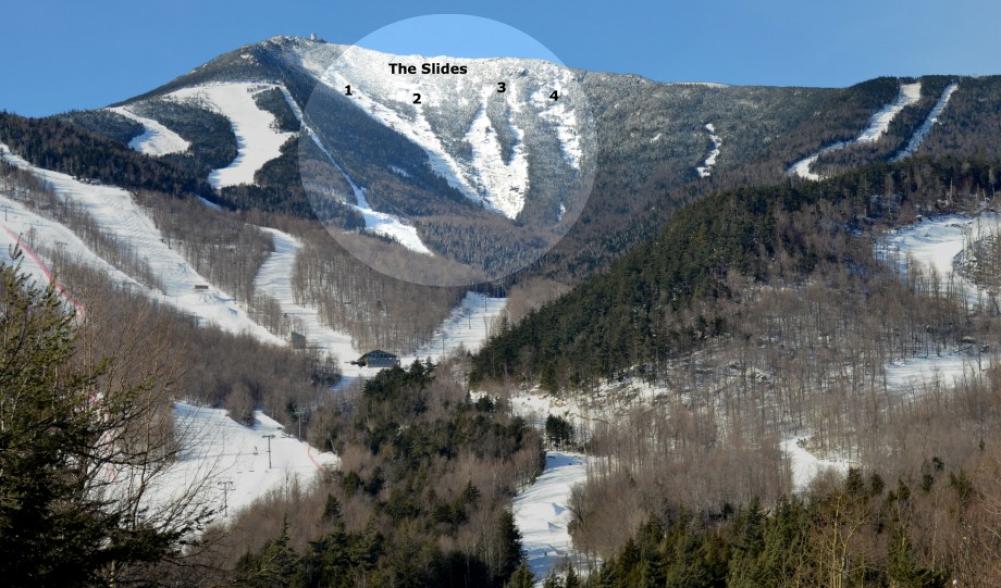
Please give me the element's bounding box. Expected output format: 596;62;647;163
95;36;600;284
45;37;996;290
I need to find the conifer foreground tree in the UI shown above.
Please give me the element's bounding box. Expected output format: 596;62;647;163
0;258;209;586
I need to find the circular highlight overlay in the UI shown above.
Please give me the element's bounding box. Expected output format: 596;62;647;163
298;14;596;287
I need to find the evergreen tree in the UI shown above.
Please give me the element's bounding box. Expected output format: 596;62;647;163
0;258;198;586
505;563;535;588
235;520;300;588
491;509;525;583
564;565;581;588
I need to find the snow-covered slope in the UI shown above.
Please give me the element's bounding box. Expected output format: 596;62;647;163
274;86;432;255
695;123;722;178
253;227;378;379
892;82;959;162
513;451;589;581
780;437;853;493
107;106;190;156
290;42;589;220
858;82;922;142
880;212;1001;305
0;145;282;345
166;82;295;189
405;291;507;363
147;402;337;525
790;82;922;181
254;227;505;376
0;192;142;313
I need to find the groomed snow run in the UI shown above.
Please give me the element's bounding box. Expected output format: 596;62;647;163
780;437;853;493
167;83;295;189
513;451;589;582
696;123;722;178
147;402;337;525
253;227;378;379
274;86;432;255
0;192;142;312
107;106;190;156
0;144;282;345
790;82;922;181
892;82;959;162
405;291;507;363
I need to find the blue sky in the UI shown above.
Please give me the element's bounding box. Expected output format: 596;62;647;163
2;0;999;116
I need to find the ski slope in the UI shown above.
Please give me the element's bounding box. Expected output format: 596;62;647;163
275;86;432;255
145;402;337;525
892;82;959;162
513;451;589;582
0;145;282;345
790;82;922;181
0;192;143;312
253;227;380;379
107;106;190;156
254;227;506;377
695;123;722;178
166;82;295;189
405;291;507;363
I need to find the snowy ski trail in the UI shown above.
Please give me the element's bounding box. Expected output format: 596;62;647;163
138;402;338;527
404;291;507;363
0;144;282;345
107;106;190;156
790;82;922;181
253;227;376;379
891;82;959;162
166;82;295;189
513;451;590;582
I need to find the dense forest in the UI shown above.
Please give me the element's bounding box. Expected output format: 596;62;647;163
562;460;1001;587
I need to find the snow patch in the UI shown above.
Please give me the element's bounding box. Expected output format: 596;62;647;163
696;123;722;178
884;351;983;395
781;437;853;493
880;212;1001;305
